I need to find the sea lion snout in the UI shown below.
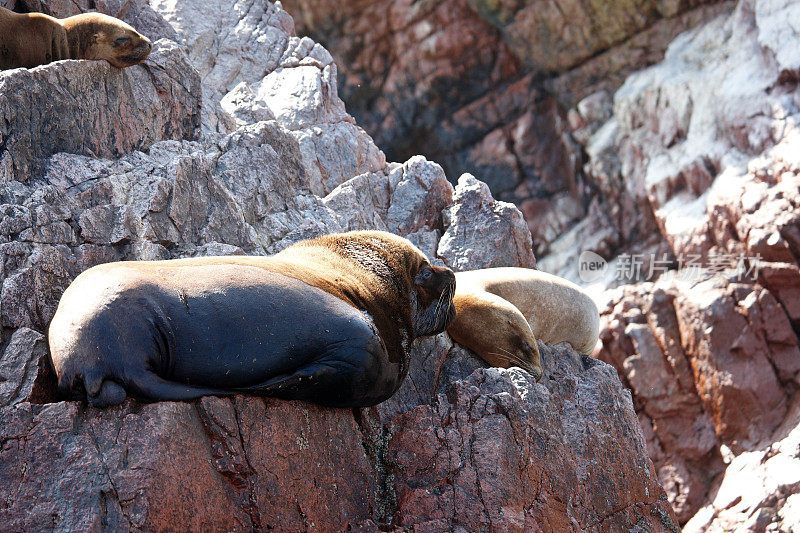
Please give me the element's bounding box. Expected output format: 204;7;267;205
520;341;543;382
412;263;457;337
113;32;152;66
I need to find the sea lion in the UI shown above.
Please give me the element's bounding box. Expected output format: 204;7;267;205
447;267;600;377
48;231;456;408
0;7;151;70
448;288;544;380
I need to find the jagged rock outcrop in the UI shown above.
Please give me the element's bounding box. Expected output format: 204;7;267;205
280;0;732;256
0;40;200;183
386;344;677;532
0;0;675;530
556;0;800;527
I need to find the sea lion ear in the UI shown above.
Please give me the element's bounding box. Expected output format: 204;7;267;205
413;263;433;287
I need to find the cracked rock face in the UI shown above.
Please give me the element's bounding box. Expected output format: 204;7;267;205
0;40;201;183
281;0;732;256
0;0;677;530
565;0;800;528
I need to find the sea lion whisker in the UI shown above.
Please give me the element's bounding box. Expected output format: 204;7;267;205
486;352;529;367
495;346;516;358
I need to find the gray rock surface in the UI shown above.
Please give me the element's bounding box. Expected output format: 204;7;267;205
0;0;677;530
0;327;49;406
0;40;200;183
438;173;537;271
150;0;386;195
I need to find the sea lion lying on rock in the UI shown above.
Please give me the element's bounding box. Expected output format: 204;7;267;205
0;7;151;70
49;231;456;408
447;267;600;379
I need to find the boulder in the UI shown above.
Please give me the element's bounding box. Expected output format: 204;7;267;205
0;40;201;183
438;173;536;271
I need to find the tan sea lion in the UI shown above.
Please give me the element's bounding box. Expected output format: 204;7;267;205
448;288;544;380
448;267;600;377
0;7;151;70
48;231;456;408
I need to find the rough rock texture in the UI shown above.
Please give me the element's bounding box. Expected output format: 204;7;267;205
0;345;678;532
563;0;800;527
438;173;536;271
386;344;677;532
0;397;375;531
0;1;674;530
149;0;386;199
467;0;723;72
0;40;201;183
281;0;732;255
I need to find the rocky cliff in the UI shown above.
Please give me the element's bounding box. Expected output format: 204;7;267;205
280;0;734;257
0;0;675;531
586;2;800;529
281;0;800;530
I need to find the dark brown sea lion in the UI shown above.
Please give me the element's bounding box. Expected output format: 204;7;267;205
0;7;151;70
447;267;600;378
48;231;456;408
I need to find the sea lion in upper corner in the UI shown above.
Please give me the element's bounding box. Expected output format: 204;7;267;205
447;267;600;378
0;7;152;70
48;231;456;409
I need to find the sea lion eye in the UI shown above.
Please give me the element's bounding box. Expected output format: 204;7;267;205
420;268;432;280
114;37;132;46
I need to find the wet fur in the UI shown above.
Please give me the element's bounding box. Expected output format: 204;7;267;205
0;7;151;70
48;231;456;408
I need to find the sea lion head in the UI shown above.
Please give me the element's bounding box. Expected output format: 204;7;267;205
448;292;543;381
410;256;457;338
296;230;456;341
62;13;152;67
351;231;456;339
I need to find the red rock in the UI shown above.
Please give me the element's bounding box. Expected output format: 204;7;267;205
598;282;725;523
280;0;726;256
0;342;678;531
387;345;679;531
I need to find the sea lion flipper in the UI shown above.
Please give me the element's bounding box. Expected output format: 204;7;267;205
129;372;228;402
234;361;359;406
87;380;127;408
234;337;391;407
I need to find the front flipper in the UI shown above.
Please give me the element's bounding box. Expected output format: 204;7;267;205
233;336;395;408
128;371;230;402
